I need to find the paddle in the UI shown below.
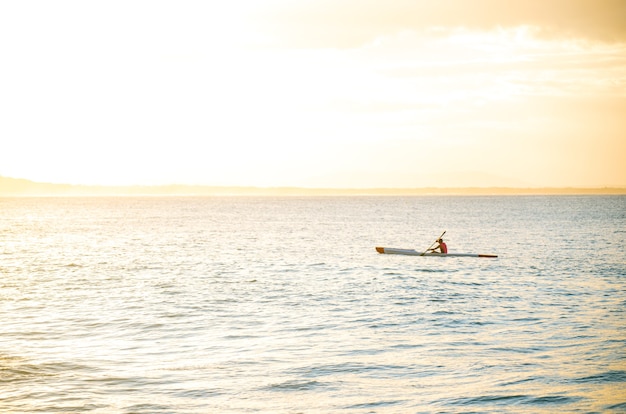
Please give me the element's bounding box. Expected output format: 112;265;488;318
420;230;446;256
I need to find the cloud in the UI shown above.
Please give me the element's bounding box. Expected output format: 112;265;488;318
256;0;626;48
1;0;624;188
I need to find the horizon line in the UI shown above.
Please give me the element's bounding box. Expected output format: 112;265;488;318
1;176;625;196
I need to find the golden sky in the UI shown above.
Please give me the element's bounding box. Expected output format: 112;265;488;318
1;0;625;188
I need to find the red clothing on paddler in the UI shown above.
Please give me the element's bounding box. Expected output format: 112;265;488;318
439;241;448;254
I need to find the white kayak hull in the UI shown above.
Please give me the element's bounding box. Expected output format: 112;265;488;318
376;247;497;258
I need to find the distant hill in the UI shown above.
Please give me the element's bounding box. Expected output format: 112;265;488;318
0;176;264;196
1;176;625;196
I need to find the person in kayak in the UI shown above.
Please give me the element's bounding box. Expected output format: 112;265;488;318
430;238;448;254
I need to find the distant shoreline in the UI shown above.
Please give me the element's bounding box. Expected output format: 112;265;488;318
1;176;625;196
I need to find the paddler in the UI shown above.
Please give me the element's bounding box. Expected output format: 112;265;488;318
429;238;448;254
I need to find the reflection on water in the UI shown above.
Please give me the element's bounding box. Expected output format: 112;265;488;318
1;196;625;413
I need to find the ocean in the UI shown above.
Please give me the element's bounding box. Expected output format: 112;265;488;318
1;195;625;413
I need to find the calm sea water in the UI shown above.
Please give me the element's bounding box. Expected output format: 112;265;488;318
1;195;625;413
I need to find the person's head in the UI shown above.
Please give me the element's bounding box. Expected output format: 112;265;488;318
438;238;443;242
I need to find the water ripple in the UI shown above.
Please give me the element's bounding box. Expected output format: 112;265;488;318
1;195;624;413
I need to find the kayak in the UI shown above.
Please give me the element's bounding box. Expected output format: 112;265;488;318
376;247;497;258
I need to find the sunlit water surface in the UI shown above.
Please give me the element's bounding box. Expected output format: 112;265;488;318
1;196;625;413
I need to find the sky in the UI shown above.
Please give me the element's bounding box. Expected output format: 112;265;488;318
1;0;625;188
